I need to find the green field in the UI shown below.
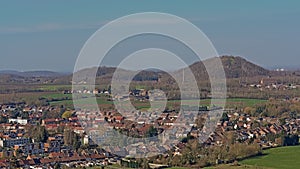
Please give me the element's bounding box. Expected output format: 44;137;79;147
204;164;271;169
202;146;300;169
103;164;267;169
41;93;72;99
0;83;267;109
0;84;267;110
101;165;190;169
239;146;300;169
38;84;71;91
49;96;267;110
50;95;114;109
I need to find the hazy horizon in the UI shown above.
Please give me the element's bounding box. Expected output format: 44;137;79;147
1;55;299;73
1;1;300;72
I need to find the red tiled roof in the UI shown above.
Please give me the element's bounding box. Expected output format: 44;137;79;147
69;117;78;121
114;116;124;121
0;162;7;167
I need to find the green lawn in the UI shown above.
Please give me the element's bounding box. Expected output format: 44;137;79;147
240;146;300;169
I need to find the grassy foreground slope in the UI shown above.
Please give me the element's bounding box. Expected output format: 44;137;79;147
240;146;300;169
203;146;300;169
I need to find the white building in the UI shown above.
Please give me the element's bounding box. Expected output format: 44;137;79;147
0;137;30;147
8;117;28;125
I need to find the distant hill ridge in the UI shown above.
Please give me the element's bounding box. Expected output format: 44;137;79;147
0;70;68;77
0;56;296;84
188;56;270;79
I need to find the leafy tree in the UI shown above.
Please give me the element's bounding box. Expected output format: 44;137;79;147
62;111;73;119
244;107;254;114
54;163;61;169
28;125;48;142
221;112;229;122
0;115;7;123
282;134;299;146
63;129;81;150
145;126;158;137
137;158;150;169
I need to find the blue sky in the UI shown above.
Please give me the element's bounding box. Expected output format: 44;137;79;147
0;1;300;72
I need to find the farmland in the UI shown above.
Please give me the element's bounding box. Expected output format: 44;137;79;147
0;87;267;110
49;96;267;110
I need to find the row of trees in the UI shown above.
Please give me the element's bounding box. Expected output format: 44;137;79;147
244;99;300;118
63;129;82;150
26;125;82;151
27;125;48;142
150;132;262;168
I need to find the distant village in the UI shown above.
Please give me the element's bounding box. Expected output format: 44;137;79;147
248;78;298;91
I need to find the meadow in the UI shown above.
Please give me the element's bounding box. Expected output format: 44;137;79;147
49;96;267;110
205;146;300;169
0;83;267;110
240;146;300;169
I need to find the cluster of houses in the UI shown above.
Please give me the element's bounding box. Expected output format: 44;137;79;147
76;110;187;157
64;88;154;102
63;89;110;95
0;104;119;168
235;116;298;146
193;111;300;150
1;97;300;168
249;78;298;90
0;150;118;168
76;107;221;158
164;106;300;157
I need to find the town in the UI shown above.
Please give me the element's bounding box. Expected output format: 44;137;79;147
1;89;300;168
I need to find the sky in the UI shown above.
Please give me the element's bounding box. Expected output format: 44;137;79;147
0;0;300;72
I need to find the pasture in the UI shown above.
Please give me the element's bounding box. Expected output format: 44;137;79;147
240;146;300;169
